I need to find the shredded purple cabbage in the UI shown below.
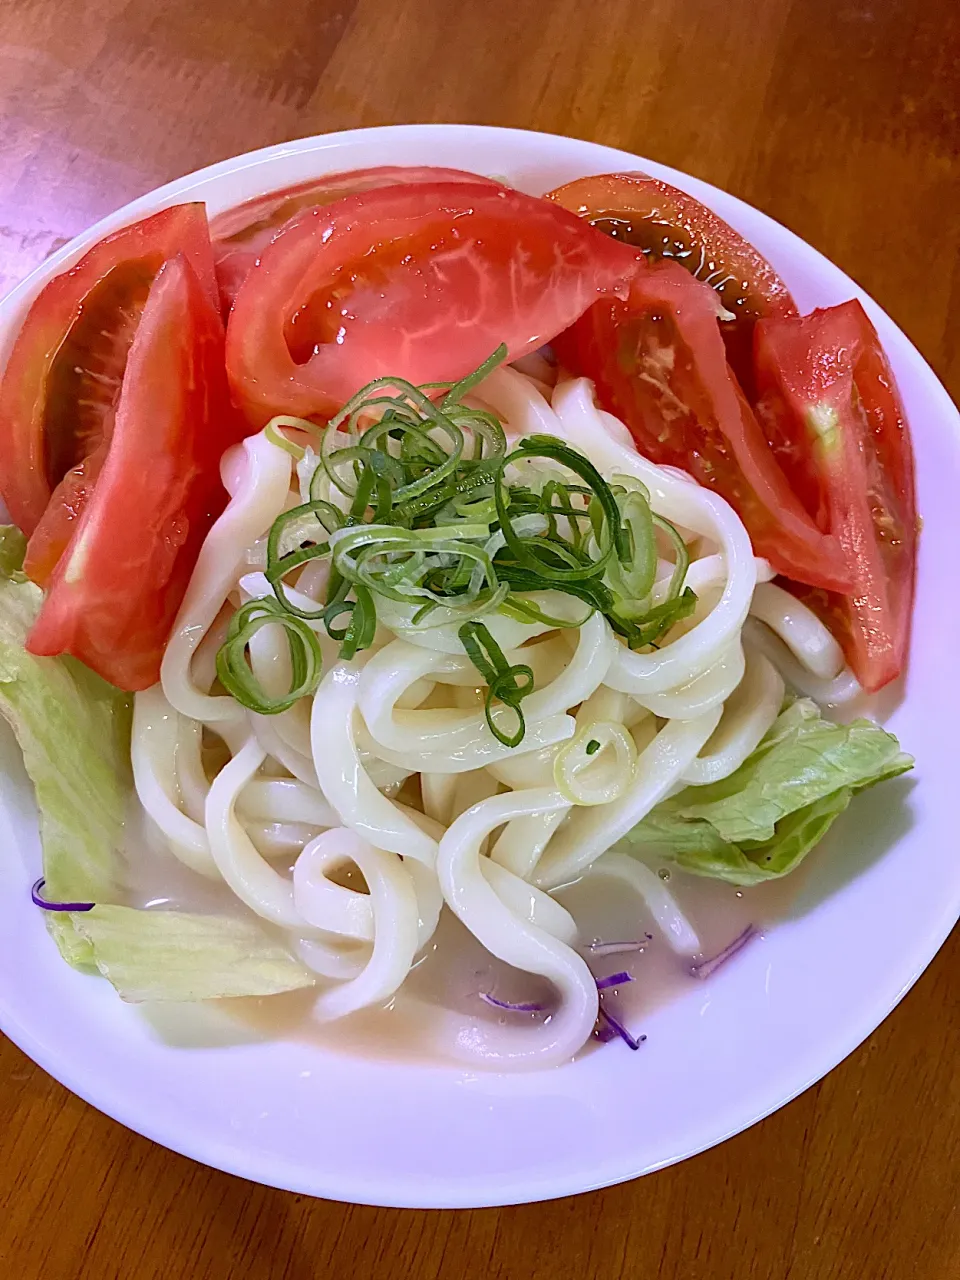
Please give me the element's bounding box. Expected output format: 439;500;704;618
31;878;95;913
479;961;646;1047
587;937;651;957
690;926;757;980
597;1007;646;1051
592;969;642;1048
594;970;633;991
480;991;544;1013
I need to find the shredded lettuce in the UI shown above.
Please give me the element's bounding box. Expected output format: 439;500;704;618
0;527;314;1000
617;699;913;885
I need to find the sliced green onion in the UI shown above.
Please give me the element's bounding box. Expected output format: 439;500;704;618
216;598;324;714
495;436;626;583
653;513;691;603
264;417;311;460
419;343;507;405
458;620;534;748
629;587;698;648
265;501;343;620
612;489;657;602
337;584;377;660
498;591;593;630
553;721;638;806
217;350;702;730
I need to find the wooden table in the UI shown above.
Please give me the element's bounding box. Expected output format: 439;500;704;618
1;1;958;1276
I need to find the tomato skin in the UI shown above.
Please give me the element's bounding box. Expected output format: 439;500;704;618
26;255;245;690
753;300;917;691
225;182;643;428
546;172;798;392
0;205;219;539
555;260;852;592
209;166;502;313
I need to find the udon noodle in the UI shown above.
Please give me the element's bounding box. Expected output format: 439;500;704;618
131;368;858;1068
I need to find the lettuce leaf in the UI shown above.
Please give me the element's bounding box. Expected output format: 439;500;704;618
55;907;315;1002
0;530;131;904
617;699;913;885
0;528;314;999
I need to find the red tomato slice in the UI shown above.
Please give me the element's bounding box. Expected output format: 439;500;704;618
547;173;798;392
225;182;643;427
209;166;502;313
27;255;245;690
753;300;917;690
23;446;107;586
554;260;852;592
0;204;219;543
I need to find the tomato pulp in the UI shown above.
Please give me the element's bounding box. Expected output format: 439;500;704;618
547;172;798;392
555;261;852;592
225;181;644;427
0;204;219;546
26;255;246;690
209;165;503;313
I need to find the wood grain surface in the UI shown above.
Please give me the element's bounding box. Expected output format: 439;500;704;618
1;1;958;1277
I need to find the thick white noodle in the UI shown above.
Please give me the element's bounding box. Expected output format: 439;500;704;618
526;375;759;696
354;713;576;776
375;589;586;654
175;718;209;824
161;434;291;726
750;581;845;680
131;686;217;878
310;661;438;866
293;827;376;940
437;788;599;1068
243;821;316;859
534;708;723;889
357;614;613;765
249;715;321;787
421;772;458;826
681;648;785;785
480;859;579;947
655;553;774;604
490;808;571;879
588;854;701;955
295;829;420;1020
743;617;862;705
633;641;746;720
131;377;806;1067
236;778;338;828
204;737;313;929
486;743;560;789
392;803;445;949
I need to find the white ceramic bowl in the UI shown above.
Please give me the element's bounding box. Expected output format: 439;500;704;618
0;125;957;1208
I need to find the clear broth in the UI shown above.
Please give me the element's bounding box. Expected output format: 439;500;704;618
121;816;799;1066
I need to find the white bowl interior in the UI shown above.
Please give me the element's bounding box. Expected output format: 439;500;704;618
0;125;957;1208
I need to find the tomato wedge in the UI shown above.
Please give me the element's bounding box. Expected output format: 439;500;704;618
26;255;245;690
225;181;643;428
0;204;219;548
209;166;502;313
547;172;798;392
554;260;852;592
753;301;917;690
